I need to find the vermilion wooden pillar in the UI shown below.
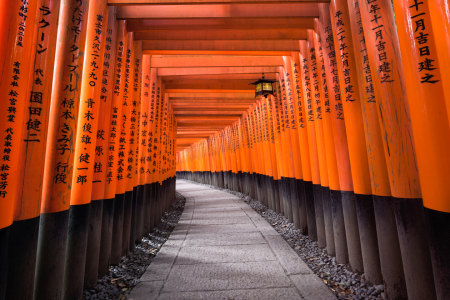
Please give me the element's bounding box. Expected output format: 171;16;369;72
97;6;118;279
358;1;437;299
346;0;406;296
6;0;60;298
393;1;450;298
34;0;89;298
63;0;108;298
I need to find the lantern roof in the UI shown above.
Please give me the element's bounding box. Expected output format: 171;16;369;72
248;73;276;86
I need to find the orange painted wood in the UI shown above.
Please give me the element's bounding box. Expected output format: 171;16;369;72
104;20;128;200
393;0;450;212
358;0;421;198
40;0;89;214
116;3;319;19
136;29;308;41
127;18;315;31
71;0;109;205
329;0;372;195
346;1;391;197
317;3;353;192
91;7;118;201
15;0;61;220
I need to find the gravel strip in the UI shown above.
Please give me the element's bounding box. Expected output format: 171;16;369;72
82;192;186;300
182;179;387;300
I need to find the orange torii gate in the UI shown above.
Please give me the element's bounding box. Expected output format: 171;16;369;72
0;0;450;299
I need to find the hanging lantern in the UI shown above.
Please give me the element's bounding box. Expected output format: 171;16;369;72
249;73;276;98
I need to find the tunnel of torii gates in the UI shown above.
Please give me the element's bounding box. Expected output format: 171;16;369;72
1;0;450;299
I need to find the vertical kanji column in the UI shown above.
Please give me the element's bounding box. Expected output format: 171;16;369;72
5;0;60;298
346;0;405;293
120;33;134;257
34;0;89;298
136;55;150;242
359;1;436;298
129;40;142;249
317;2;354;268
290;53;310;234
84;4;114;288
97;6;118;279
144;67;157;235
283;59;308;233
331;0;384;284
63;0;108;298
393;1;450;298
107;20;128;266
266;97;281;214
299;41;320;242
330;0;379;274
0;0;38;298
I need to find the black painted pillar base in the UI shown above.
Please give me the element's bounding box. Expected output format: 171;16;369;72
313;184;326;248
425;208;450;300
135;184;145;243
143;184;152;236
354;194;382;285
322;187;335;256
278;178;284;216
122;190;133;257
372;195;407;300
341;191;364;273
296;179;308;235
84;200;104;288
273;179;281;214
330;189;348;264
111;194;125;265
0;225;10;300
34;210;70;300
98;198;115;278
5;216;40;299
289;177;301;230
393;197;437;300
62;203;90;300
304;181;317;241
130;186;137;250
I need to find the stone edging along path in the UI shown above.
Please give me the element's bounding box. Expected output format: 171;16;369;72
82;192;186;300
178;180;387;300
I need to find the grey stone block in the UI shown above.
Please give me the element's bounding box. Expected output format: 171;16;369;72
290;274;337;300
162;261;293;292
175;244;276;265
158;287;302;300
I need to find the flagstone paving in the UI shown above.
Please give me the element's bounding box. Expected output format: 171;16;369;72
129;180;336;300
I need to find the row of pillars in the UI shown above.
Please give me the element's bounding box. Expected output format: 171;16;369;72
176;1;450;300
0;1;176;300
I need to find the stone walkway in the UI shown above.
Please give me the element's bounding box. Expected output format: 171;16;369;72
129;180;336;300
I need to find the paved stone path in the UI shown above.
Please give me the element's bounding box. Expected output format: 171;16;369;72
129;180;337;300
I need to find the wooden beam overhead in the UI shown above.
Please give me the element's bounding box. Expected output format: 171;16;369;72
168;92;254;98
142;40;300;52
165;83;254;91
158;66;278;76
174;111;243;115
151;56;284;68
127;18;315;31
135;29;307;40
162;74;277;80
116;3;319;19
110;0;327;5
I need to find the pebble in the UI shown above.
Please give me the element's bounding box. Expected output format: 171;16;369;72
82;192;186;300
185;179;387;300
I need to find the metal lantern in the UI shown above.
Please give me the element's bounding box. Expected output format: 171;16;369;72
249;73;276;98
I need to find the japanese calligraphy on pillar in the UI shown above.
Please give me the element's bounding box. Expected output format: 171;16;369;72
53;0;88;187
309;45;323;120
363;0;394;83
334;11;357;100
406;0;440;84
301;57;315;122
323;26;344;120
